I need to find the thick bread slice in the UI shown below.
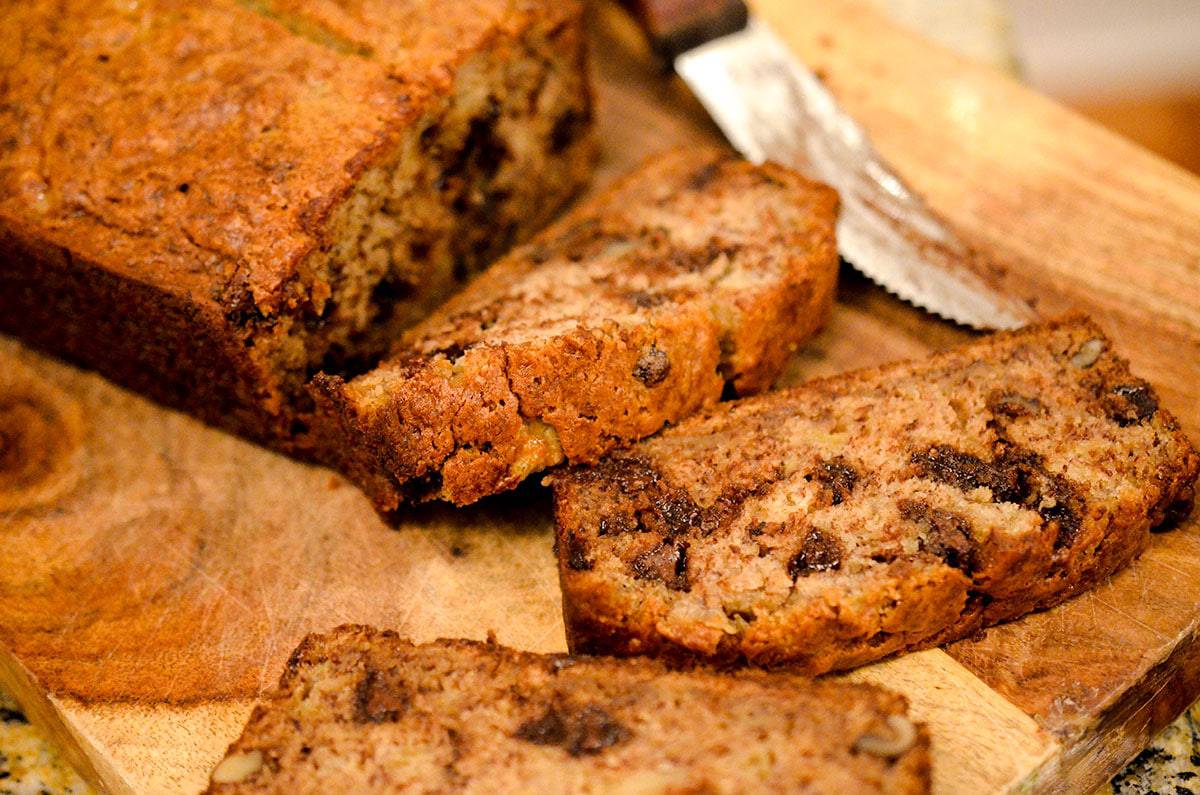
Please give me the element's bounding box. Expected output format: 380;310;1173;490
204;626;930;794
551;316;1200;674
313;148;839;507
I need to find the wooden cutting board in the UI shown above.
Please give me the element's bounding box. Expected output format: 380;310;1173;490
3;2;1200;793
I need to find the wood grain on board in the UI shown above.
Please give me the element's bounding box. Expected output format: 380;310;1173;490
1;1;1199;793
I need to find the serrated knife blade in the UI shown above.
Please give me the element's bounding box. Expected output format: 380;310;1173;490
623;2;1036;330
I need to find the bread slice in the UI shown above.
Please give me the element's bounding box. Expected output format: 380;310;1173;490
204;626;930;794
551;316;1200;674
0;0;592;450
313;148;839;507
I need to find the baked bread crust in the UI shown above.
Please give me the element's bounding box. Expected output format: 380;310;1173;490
552;316;1200;674
313;148;839;507
0;0;593;448
205;625;930;794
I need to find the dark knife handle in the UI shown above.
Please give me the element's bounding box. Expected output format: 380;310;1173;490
617;0;750;61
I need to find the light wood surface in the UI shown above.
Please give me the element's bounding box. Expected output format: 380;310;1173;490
1;1;1199;793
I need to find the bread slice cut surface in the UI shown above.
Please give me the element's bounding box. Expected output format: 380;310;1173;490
314;148;840;507
205;626;930;794
551;316;1200;674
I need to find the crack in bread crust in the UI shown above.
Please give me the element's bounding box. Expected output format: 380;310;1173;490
552;316;1200;674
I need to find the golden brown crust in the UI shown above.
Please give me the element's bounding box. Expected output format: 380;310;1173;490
0;0;593;447
313;148;839;507
205;625;930;794
552;316;1200;674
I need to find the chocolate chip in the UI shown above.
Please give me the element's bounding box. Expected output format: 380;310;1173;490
913;445;1085;549
686;160;723;191
515;703;632;757
354;668;410;723
787;528;842;578
597;512;639;536
812;457;858;505
550;107;591;153
911;445;1026;503
898;499;978;572
648;494;700;536
633;346;671;387
1107;381;1158;426
565;532;593;571
515;705;568;746
630;541;690;591
568;705;632;756
1029;470;1084;549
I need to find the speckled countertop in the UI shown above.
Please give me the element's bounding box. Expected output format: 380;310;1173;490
0;689;87;795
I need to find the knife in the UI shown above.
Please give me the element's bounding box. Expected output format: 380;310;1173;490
617;0;1036;330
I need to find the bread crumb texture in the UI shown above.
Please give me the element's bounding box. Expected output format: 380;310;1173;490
553;316;1200;674
205;626;929;794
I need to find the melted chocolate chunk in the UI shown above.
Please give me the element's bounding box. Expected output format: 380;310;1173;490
515;703;632;757
686;160;723;191
787;528;842;578
647;493;701;537
515;705;568;746
911;445;1026;503
898;499;978;572
1107;381;1159;426
354;668;410;723
633;346;671;387
568;705;632;756
1028;469;1084;549
630;541;690;591
550;106;591;154
597;512;640;536
812;457;858;505
565;532;593;571
913;445;1085;550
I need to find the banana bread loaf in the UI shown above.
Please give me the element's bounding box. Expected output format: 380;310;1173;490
205;626;930;794
313;148;839;507
0;0;593;450
551;316;1199;674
